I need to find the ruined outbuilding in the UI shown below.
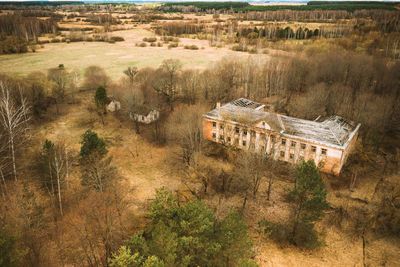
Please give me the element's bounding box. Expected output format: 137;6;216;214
203;98;360;175
130;109;159;124
107;100;121;112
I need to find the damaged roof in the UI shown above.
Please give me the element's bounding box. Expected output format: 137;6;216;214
204;98;360;149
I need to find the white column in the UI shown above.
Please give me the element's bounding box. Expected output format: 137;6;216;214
266;134;271;154
246;131;250;150
255;132;260;151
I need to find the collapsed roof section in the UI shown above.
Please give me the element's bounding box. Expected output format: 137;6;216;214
204;98;361;149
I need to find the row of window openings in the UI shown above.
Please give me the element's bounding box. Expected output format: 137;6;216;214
213;134;327;158
213;133;248;146
280;151;304;161
212;123;327;156
281;139;327;155
213;122;249;135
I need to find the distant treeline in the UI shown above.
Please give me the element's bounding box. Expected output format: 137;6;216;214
0;14;57;54
0;1;83;6
238;1;399;12
160;1;249;12
159;1;399;13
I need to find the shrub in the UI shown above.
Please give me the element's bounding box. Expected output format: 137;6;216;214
162;36;173;42
111;36;124;42
150;42;156;47
258;219;291;247
139;42;147;47
184;44;199;50
232;45;247;52
51;38;60;43
168;42;178;49
157;42;163;47
249;47;257;54
143;37;157;42
162;36;179;43
0;36;28;54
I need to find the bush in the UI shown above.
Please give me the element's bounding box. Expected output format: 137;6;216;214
111;36;124;42
184;44;199;50
248;47;257;54
258;219;291;247
143;37;157;42
168;42;178;49
139;42;147;47
0;36;28;54
69;36;83;42
162;36;173;42
150;42;156;47
232;45;247;52
51;38;61;43
162;36;179;43
157;42;163;47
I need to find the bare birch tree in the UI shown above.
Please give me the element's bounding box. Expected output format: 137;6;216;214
0;81;30;181
39;140;70;216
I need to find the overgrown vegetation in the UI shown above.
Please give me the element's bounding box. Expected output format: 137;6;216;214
110;188;256;266
0;2;399;266
259;161;329;249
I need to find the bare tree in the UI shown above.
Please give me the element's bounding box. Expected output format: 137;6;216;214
152;59;182;111
179;69;200;105
83;65;110;91
166;104;209;165
235;151;268;199
39;140;71;217
123;66;138;85
0;81;30;181
70;69;80;104
48;67;70;115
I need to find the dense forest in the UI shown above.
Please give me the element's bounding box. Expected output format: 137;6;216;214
159;1;400;12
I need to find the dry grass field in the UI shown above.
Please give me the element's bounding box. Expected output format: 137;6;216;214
0;27;262;78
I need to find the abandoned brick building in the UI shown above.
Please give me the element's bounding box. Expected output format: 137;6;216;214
202;98;360;175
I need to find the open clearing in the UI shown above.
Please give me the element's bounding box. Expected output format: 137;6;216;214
0;28;261;78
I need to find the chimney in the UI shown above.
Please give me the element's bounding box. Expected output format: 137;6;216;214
216;102;221;109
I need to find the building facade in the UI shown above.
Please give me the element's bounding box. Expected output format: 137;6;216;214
202;98;360;175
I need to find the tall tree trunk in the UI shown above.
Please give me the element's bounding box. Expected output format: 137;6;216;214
54;157;63;217
9;134;17;181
